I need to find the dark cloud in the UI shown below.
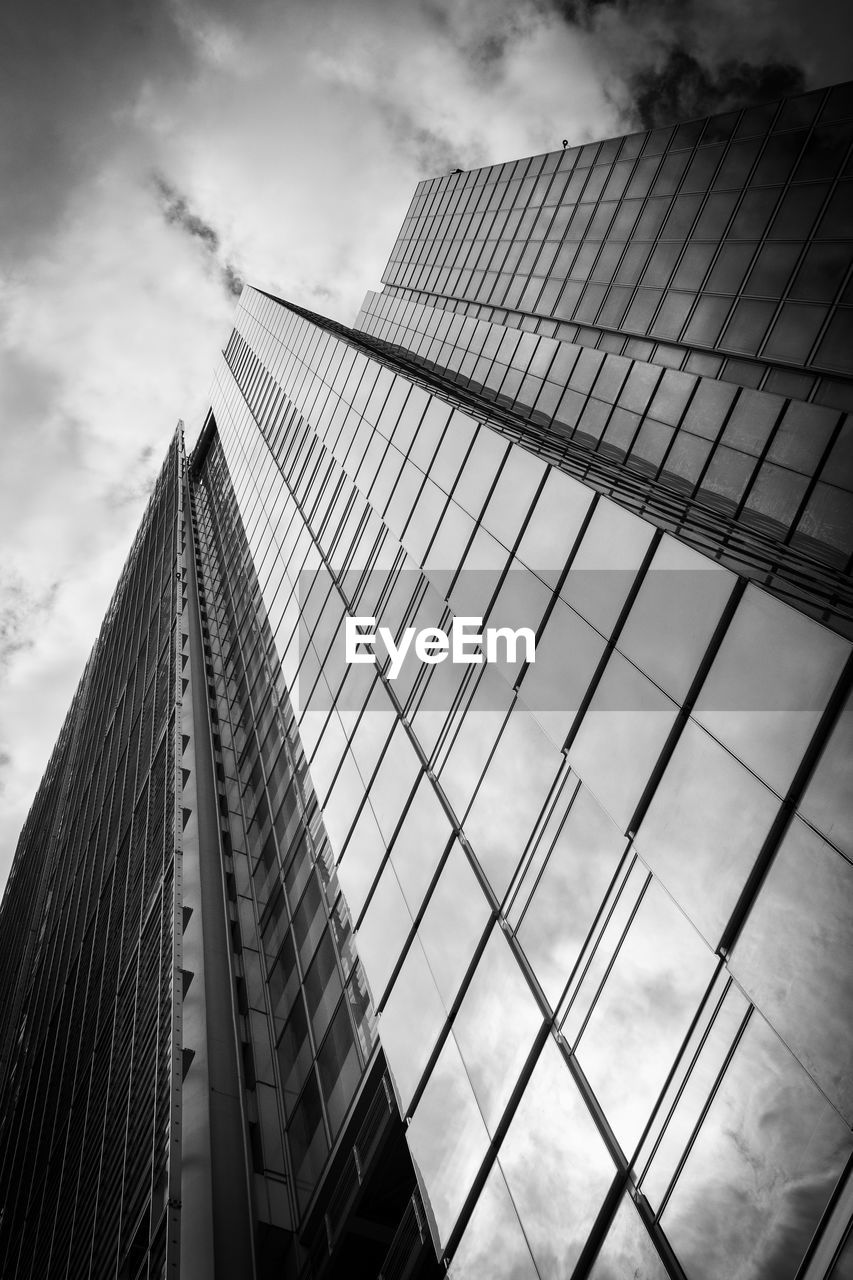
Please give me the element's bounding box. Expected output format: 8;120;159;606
0;576;60;674
451;2;550;81
542;0;853;132
374;97;475;179
0;0;190;261
631;48;805;128
153;174;244;299
102;444;163;510
400;121;469;176
222;262;245;298
155;175;222;251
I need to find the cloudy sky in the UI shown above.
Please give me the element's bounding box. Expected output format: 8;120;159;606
0;0;849;892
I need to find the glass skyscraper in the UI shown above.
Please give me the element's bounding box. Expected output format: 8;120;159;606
1;79;852;1280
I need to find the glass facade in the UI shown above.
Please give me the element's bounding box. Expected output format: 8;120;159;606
0;440;185;1279
1;79;852;1280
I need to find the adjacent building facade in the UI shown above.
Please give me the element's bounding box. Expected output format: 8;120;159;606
1;79;852;1280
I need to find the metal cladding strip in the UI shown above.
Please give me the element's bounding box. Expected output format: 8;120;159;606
167;430;186;1277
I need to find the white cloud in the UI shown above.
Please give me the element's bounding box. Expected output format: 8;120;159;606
0;0;845;890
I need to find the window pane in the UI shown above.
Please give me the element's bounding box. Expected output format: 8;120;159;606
277;992;312;1105
418;840;492;1009
515;468;592;587
661;1013;853;1280
588;1195;669;1280
618;537;736;702
464;704;563;900
453;926;543;1133
380;937;447;1112
438;667;513;820
407;1035;491;1250
448;1163;539;1280
693;587;850;795
576;878;715;1153
354;862;413;1002
388;773;453;916
517;785;627;1007
288;1072;329;1209
303;928;342;1043
636;720;780;946
500;1037;616;1279
719;298;775;355
569;652;678;831
482;445;547;549
520;597;607;749
561;500;654;636
336;800;386;921
316;999;360;1136
763;302;826;362
730;817;853;1121
800;691;853;857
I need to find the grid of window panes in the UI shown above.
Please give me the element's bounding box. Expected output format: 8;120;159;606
379;82;853;402
362;276;851;408
356;287;853;578
192;429;379;1222
0;682;82;1082
211;284;853;1280
0;437;184;1280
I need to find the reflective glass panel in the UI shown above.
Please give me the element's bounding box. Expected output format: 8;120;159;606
316;999;360;1136
346;676;395;780
618;537;736;702
407;1034;491;1250
576;877;715;1154
483;561;551;687
464;704;563;900
636;720;780;946
335;801;386;921
569;652;678;831
289;1072;329;1210
693;587;850;795
380;937;448;1113
367;721;421;840
354;861;413;1003
588;1194;669;1280
731;817;853;1122
418;840;493;1009
303;927;342;1043
438;668;513;820
800;690;853;858
517;784;627;1008
662;1012;853;1280
448;1162;539;1280
519;597;607;749
452;427;508;518
561;500;654;636
481;446;547;550
453;925;543;1133
500;1037;615;1279
388;773;453;917
639;978;748;1210
277;992;312;1106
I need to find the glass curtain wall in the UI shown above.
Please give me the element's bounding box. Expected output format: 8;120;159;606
210;281;853;1280
0;438;185;1280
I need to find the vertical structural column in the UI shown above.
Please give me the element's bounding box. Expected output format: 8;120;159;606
180;458;256;1279
166;444;188;1278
